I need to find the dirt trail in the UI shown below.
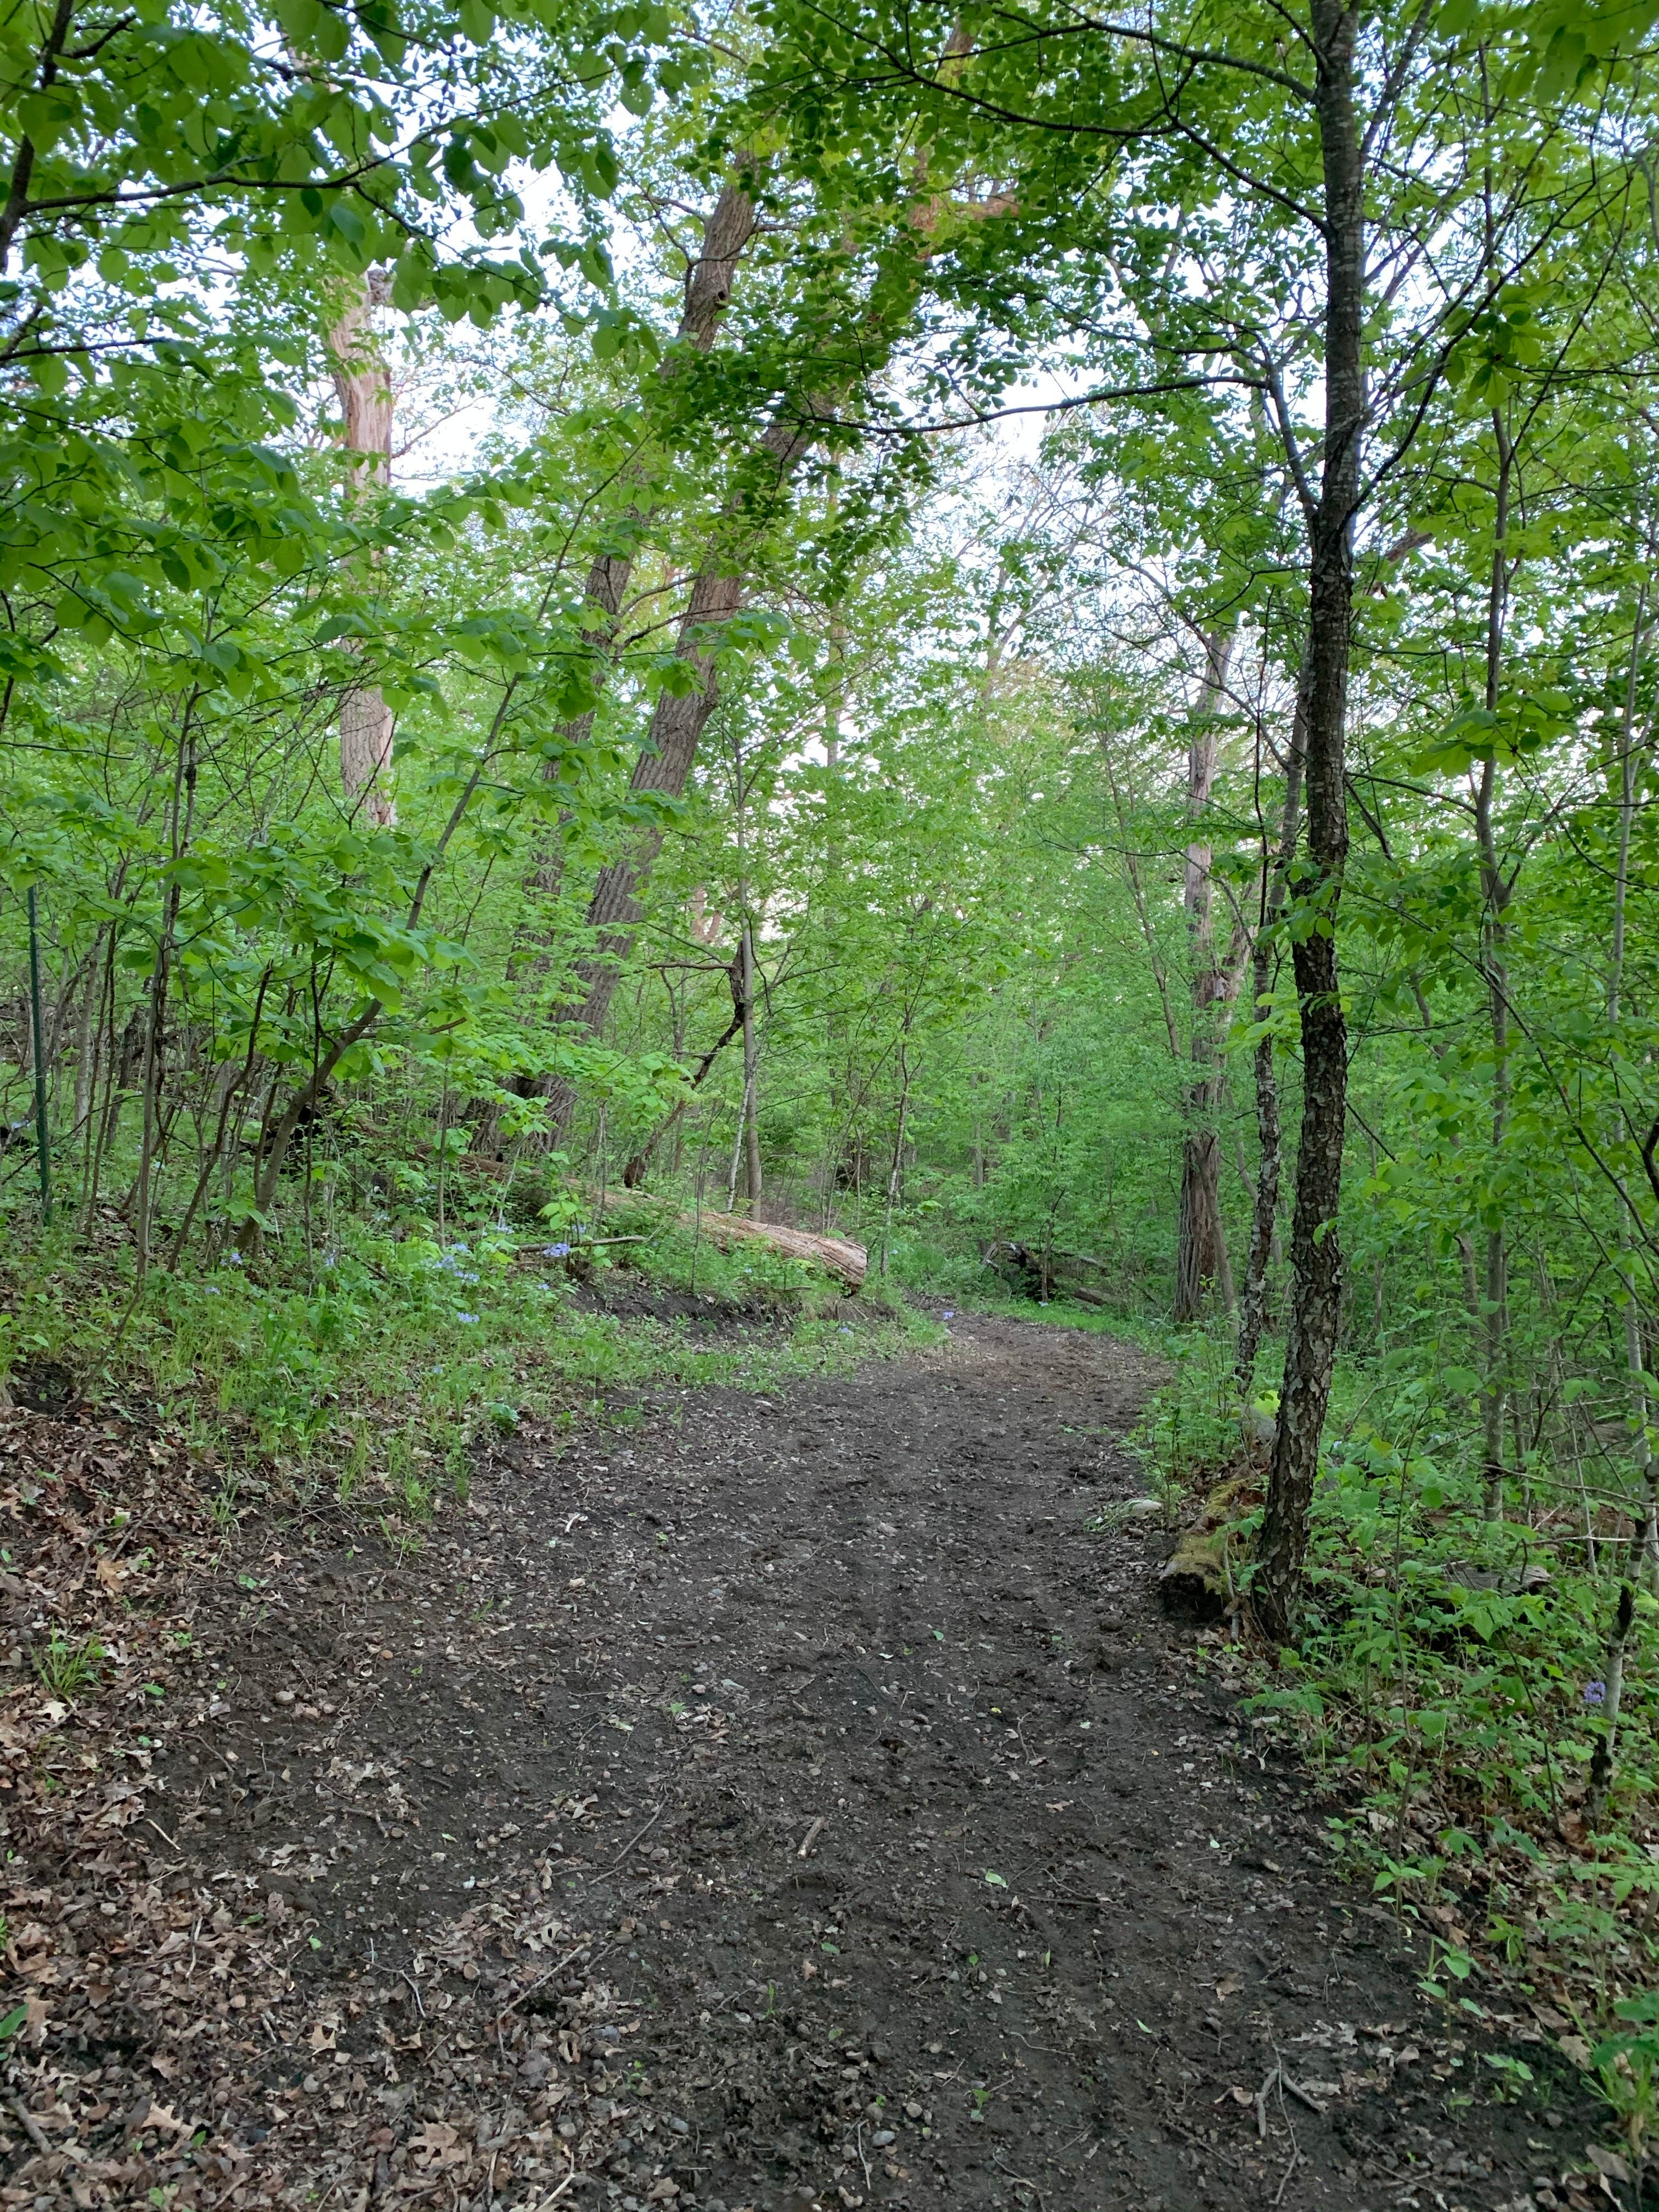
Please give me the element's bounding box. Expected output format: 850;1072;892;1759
2;1308;1587;2210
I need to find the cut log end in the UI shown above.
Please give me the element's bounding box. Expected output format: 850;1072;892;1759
1158;1533;1229;1623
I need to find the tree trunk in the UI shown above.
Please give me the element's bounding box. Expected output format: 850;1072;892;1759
1254;0;1363;1643
540;410;826;1137
623;939;750;1186
740;920;762;1205
70;936;99;1131
1175;627;1235;1322
1609;584;1656;1576
135;716;198;1277
477;176;765;1163
519;173;761;913
326;269;397;827
1235;672;1308;1395
1476;412;1515;1524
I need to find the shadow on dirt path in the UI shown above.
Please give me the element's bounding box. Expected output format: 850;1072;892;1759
1;1307;1596;2210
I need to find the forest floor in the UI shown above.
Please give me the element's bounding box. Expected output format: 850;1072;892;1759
0;1302;1620;2212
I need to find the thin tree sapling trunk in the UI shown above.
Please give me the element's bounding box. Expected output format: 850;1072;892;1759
1475;411;1515;1524
740;921;762;1206
1236;672;1307;1397
1175;627;1237;1323
1609;582;1656;1577
1588;1582;1636;1830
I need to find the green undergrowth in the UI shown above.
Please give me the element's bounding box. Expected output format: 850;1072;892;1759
1131;1319;1659;2162
927;1280;1194;1355
939;1285;1659;2153
0;1202;932;1546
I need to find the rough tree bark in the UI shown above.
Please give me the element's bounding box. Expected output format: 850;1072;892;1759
462;174;765;1160
1254;0;1363;1643
326;268;397;827
1174;627;1237;1322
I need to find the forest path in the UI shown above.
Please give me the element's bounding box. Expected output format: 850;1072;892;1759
147;1306;1578;2211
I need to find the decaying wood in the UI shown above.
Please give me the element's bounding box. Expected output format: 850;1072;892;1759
985;1242;1113;1306
1159;1472;1261;1622
686;1210;866;1291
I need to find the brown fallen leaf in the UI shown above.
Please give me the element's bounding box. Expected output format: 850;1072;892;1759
409;2119;462;2163
1588;2144;1634;2185
1215;1976;1243;2000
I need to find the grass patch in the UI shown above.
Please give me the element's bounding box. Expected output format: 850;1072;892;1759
1128;1317;1659;2153
0;1205;934;1539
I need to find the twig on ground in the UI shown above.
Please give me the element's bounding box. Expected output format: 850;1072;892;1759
596;1804;664;1876
1005;2027;1070;2057
398;1969;427;2019
798;1816;825;1858
144;1815;184;1857
9;2095;50;2155
496;1943;591;2024
992;2152;1046;2207
536;2163;586;2207
1277;2068;1326;2115
1254;2068;1273;2140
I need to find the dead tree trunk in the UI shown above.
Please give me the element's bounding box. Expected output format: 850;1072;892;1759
1174;628;1235;1322
1254;0;1363;1643
326;269;397;827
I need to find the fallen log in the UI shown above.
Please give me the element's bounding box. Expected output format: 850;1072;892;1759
681;1210;866;1293
1051;1248;1116;1275
1158;1471;1262;1623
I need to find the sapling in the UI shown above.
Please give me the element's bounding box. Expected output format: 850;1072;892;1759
1589;1583;1637;1831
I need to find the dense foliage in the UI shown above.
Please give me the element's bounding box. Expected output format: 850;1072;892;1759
11;0;1659;2140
